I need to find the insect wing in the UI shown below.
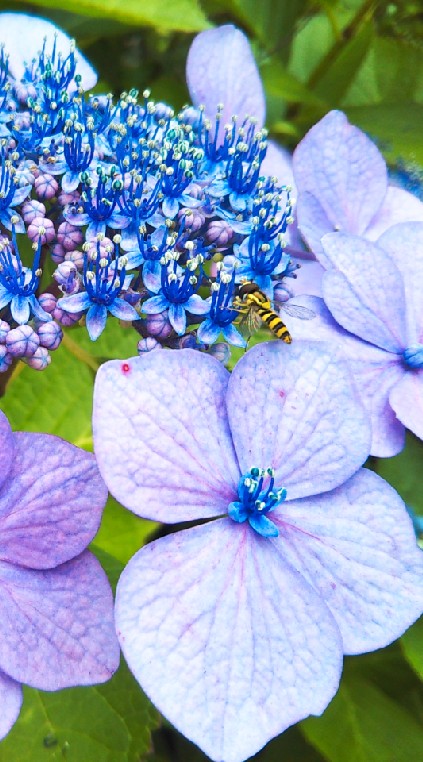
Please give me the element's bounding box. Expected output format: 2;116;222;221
280;302;316;320
237;305;262;338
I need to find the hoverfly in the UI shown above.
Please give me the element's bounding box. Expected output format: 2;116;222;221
232;280;315;343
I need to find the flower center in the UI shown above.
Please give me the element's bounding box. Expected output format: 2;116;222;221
228;467;287;538
403;344;423;369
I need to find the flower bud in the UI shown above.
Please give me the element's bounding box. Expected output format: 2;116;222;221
0;320;10;343
137;337;163;354
23;346;51;370
27;216;55;245
34;173;59;200
206;220;233;248
22;200;46;224
37;321;63;350
57;221;84;251
0;345;13;372
38;292;58;314
6;325;40;358
145;310;173;339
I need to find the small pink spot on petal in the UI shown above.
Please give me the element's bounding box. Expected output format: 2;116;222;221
121;363;131;374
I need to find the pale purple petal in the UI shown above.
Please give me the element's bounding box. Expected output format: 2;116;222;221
0;411;14;492
366;186;423;240
377;222;423;342
288;258;324;297
0;13;97;90
260;141;295;189
321;233;408;352
389;372;423;442
86;303;107;341
186;25;265;131
274;468;423;654
107;297;139;322
281;297;406;457
226;341;371;500
296;191;334;261
293;110;387;236
0;433;107;569
115;520;343;762
0;671;22;741
0;551;120;690
58;291;91;313
93;351;240;522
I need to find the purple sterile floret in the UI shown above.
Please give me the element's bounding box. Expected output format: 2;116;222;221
292;110;423;285
281;222;423;457
0;410;120;741
93;344;423;762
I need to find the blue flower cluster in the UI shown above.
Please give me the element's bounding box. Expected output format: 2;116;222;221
0;37;296;371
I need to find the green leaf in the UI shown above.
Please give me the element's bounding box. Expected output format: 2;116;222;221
302;672;423;762
226;0;307;59
68;319;140;360
0;342;94;448
13;0;209;32
0;661;160;762
289;12;339;83
312;21;374;106
374;434;423;516
343;36;423;107
401;618;423;682
345;103;423;164
93;495;159;565
261;58;327;106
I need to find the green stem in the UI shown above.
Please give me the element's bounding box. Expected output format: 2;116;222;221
61;331;101;373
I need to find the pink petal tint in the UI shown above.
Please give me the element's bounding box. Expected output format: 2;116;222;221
93;344;423;762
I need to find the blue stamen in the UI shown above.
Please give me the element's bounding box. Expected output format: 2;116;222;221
403;345;423;369
228;467;287;538
83;241;126;306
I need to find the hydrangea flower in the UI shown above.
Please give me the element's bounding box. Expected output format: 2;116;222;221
57;239;138;341
281;222;423;457
292;110;423;294
0;410;120;741
93;343;423;762
0;227;52;325
197;265;246;347
142;255;209;336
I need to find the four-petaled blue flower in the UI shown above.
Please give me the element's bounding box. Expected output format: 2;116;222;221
57;239;139;340
142;253;209;335
197;265;245;347
0;226;51;324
